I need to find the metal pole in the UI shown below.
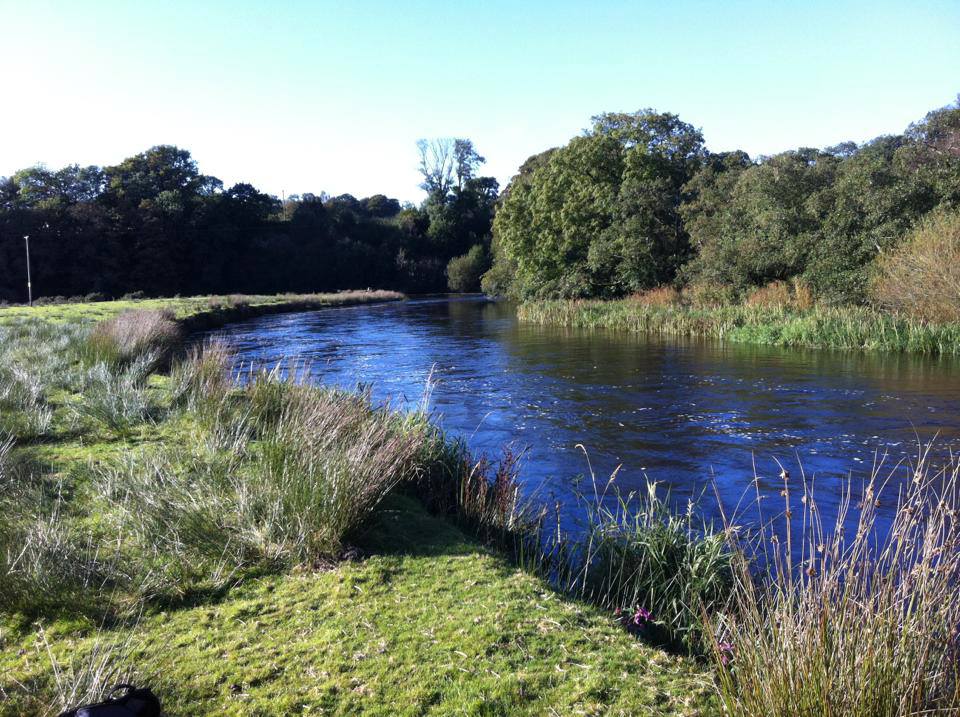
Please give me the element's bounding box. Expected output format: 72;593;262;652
23;235;32;306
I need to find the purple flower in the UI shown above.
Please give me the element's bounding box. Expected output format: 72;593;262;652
633;607;652;625
717;641;734;666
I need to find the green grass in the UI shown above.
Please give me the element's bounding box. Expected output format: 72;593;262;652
0;290;405;326
517;300;960;355
0;496;716;716
0;301;719;716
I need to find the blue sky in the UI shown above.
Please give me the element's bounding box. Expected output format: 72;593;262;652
1;0;957;202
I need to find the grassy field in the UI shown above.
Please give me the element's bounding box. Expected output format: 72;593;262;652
0;297;717;716
517;299;960;355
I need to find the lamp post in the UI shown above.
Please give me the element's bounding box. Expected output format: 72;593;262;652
23;234;32;306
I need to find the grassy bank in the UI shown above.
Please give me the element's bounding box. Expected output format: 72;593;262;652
0;290;406;329
517;299;960;355
1;496;716;715
0;301;717;716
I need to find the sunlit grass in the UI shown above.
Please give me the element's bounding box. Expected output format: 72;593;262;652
518;299;960;355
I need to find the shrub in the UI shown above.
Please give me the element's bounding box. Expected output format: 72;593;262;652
791;277;814;310
744;281;793;309
871;209;960;323
628;286;681;307
683;282;738;308
744;279;814;310
446;244;490;293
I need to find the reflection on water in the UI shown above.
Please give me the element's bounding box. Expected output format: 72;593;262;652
209;297;960;532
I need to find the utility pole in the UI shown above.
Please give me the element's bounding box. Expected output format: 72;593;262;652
23;234;32;306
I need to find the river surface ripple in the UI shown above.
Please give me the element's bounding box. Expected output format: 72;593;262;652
208;297;960;536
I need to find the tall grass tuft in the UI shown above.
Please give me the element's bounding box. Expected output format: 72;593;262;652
244;377;425;560
96;372;431;584
575;479;732;652
28;623;149;717
708;447;960;716
0;319;91;439
84;309;181;368
0;443;130;617
169;338;233;412
72;356;161;436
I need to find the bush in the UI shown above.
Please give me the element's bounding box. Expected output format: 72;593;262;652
683;281;738;308
871;210;960;323
480;239;517;297
744;279;814;310
446;244;490;293
744;281;792;309
628;286;681;307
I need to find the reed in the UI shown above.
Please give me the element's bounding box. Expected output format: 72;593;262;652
707;446;960;716
518;300;960;355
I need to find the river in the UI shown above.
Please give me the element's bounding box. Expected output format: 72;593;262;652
209;296;960;533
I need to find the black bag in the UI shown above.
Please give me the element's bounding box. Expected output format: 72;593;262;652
57;684;161;717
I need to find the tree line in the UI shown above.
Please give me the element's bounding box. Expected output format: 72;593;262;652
489;98;960;305
0;140;496;303
4;99;958;307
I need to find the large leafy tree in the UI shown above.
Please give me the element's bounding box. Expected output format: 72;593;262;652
492;110;706;298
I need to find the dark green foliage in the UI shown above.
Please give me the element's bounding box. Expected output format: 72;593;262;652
0;142;498;302
489;98;960;306
446;244;490;292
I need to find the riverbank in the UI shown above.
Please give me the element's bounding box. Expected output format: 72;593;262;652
0;299;716;716
517;299;960;355
0;290;406;328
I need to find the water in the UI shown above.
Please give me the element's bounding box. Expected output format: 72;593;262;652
209;296;960;533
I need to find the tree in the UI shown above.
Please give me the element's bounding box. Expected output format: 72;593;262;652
416;138;457;197
453;139;485;192
493;110;705;298
416;137;487;197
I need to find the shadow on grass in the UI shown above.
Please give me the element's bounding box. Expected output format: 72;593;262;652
353;493;484;559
